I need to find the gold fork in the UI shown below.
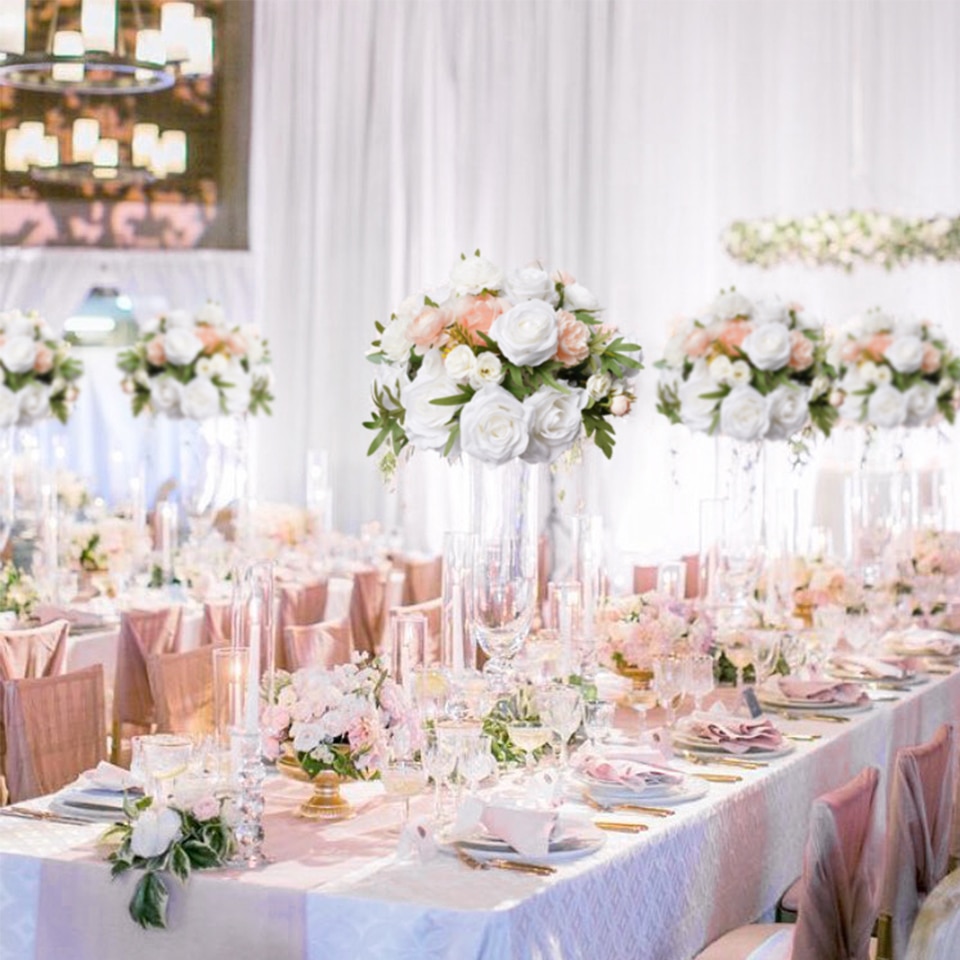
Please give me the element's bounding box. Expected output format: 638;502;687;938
580;793;675;817
455;845;556;877
680;750;768;770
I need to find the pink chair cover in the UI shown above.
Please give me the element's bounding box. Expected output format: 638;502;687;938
2;664;106;803
683;553;701;599
633;566;657;594
400;557;442;605
202;600;233;646
113;606;183;729
537;534;549;613
277;579;329;671
879;724;956;960
349;567;387;658
146;646;215;736
389;599;442;664
0;619;69;681
283;620;352;671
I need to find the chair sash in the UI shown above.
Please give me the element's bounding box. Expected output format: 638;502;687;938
283;620;352;671
0;619;69;681
146;646;215;736
388;599;442;665
349;568;388;657
113;607;183;729
792;766;882;960
879;724;956;960
400;557;442;606
2;664;106;803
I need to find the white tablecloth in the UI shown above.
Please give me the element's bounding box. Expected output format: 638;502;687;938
1;670;958;960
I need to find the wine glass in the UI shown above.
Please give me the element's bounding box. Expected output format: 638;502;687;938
582;701;616;746
683;654;715;711
421;730;458;821
506;721;550;773
750;630;782;686
381;759;427;830
651;655;683;724
459;734;496;795
536;685;583;768
779;629;808;678
140;734;193;803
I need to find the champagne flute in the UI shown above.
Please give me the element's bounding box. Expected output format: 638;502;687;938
381;759;427;830
683;654;715;712
506;721;550;773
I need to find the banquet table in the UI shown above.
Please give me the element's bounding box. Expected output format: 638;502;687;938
2;667;958;960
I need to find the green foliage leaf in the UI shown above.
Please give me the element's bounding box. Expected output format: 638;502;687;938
129;871;169;930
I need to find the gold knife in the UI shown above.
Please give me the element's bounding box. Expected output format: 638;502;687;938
581;793;675;817
681;751;768;770
0;806;90;826
594;820;648;833
485;857;557;876
690;772;742;783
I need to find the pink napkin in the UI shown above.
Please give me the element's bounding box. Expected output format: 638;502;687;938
576;752;684;790
33;604;104;629
678;713;784;754
777;678;865;704
480;804;558;858
831;654;909;680
884;627;960;658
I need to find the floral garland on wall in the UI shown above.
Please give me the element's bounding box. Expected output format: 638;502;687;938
722;211;960;272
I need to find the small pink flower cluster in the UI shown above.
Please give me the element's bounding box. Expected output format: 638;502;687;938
910;530;960;578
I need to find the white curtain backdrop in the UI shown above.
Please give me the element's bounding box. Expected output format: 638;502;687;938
3;0;960;577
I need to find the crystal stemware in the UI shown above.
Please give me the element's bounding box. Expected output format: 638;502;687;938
582;700;616;746
536;685;583;768
506;721;550;773
421;730;458;821
683;653;715;711
381;759;427;830
459;734;496;795
749;630;782;686
651;655;684;724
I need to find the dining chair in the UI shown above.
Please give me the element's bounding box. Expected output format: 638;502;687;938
695;765;882;960
283;619;352;671
111;606;183;763
349;567;402;658
904;867;960;959
146;646;215;736
276;578;329;670
388;598;442;664
633;565;657;594
1;664;106;804
398;555;442;605
876;724;957;960
202;599;233;646
0;618;69;681
683;553;701;599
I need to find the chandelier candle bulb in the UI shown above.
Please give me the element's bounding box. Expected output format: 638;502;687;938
80;0;115;53
71;118;99;163
132;123;159;167
182;16;212;76
92;137;118;168
161;129;187;174
161;2;195;63
37;135;58;168
135;28;165;65
52;29;84;83
0;0;25;55
3;128;26;172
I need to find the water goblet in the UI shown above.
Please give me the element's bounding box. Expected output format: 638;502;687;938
650;655;683;724
381;759;427;830
683;654;715;712
536;685;583;768
582;701;616;746
421;730;458;821
140;734;193;803
779;629;808;678
750;630;782;686
459;734;496;795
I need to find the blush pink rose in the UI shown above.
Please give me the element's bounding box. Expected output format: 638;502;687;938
922;343;942;374
841;341;861;363
33;343;53;374
453;294;507;345
717;321;752;354
195;325;221;354
554;310;591;367
610;394;631;416
261;736;281;762
146;338;166;366
225;332;248;357
788;329;815;370
553;269;576;286
191;795;220;822
684;328;713;357
864;333;892;361
408;306;448;348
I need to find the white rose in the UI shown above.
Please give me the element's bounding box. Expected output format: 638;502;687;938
586;371;612;401
379;318;412;363
416;347;446;381
450;255;504;295
662;330;688;369
209;353;229;377
180;376;222;420
562;283;599;312
720;386;770;440
905;382;938;425
867;383;908;428
149;375;182;414
0;310;34;338
401;372;460;452
245;335;265;366
195;357;214;378
859;361;879;384
884;335;924;374
839;392;867;424
860;311;894;336
752;298;788;326
17;382;50;423
163;309;191;329
459;385;530;464
471;352;505;388
506;265;555;303
195;302;224;326
711;291;753;322
810;375;831;400
767;384;810;440
222;364;252;415
444;344;476;383
0;385;19;428
730;360;751;385
139;315;160;336
292;722;323;753
129;807;182;860
521;385;587;464
164;327;203;366
0;335;38;374
874;365;893;385
489;299;558;367
741;322;792;371
708;354;734;385
678;374;718;433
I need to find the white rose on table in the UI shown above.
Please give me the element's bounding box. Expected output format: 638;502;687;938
720;385;770;440
450;254;504;296
292;722;324;754
678;371;719;433
767;384;810;439
0;335;38;374
522;385;587;464
905;382;938;425
149;375;182;415
562;283;600;312
130;807;182;860
470;352;505;388
489;299;558;367
459;384;530;464
17;381;50;423
884;335;924;374
379;317;412;363
401;372;460;452
587;371;612;401
741;322;792;371
163;327;203;366
867;383;908;428
711;290;753;322
444;344;477;383
180;376;222;420
507;265;555;304
0;385;19;428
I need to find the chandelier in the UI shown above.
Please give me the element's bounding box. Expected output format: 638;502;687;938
0;0;213;95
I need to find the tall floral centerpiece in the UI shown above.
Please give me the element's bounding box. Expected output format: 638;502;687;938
117;302;274;538
364;253;643;677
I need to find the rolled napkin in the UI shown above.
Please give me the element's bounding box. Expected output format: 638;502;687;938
774;677;866;704
676;713;784;754
452;796;558;858
883;626;960;658
830;653;910;680
575;750;684;791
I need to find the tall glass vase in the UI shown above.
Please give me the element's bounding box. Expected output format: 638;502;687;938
5;425;45;572
467;456;539;685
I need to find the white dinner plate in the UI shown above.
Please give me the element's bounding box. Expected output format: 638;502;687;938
578;773;709;807
670;731;795;760
49;788;131;823
757;692;873;714
440;818;605;864
827;665;921;685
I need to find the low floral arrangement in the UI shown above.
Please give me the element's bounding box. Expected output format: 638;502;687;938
0;308;83;426
598;593;713;672
656;290;836;442
103;794;236;930
260;656;419;780
723;211;960;272
830;310;960;428
64;517;151;573
0;562;39;620
907;529;960;578
364;253;643;476
251;502;311;550
117;302;274;420
56;467;91;515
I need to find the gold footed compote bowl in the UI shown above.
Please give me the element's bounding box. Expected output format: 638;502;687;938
277;754;356;821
